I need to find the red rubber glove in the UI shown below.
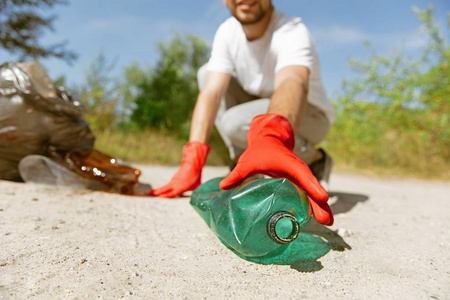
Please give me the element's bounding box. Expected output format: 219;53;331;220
219;113;334;226
149;142;210;198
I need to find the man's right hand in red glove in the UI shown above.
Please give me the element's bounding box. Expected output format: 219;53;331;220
148;142;210;198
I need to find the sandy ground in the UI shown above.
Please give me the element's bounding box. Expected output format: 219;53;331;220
0;165;449;299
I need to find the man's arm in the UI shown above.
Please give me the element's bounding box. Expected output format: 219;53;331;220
268;65;310;132
149;70;230;198
219;64;333;225
190;71;231;143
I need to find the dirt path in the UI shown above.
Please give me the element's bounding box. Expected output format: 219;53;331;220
1;165;449;299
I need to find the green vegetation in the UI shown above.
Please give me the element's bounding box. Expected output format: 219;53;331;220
3;2;446;179
84;5;448;180
130;33;210;137
93;127;229;166
74;33;230;166
327;5;449;179
0;0;76;63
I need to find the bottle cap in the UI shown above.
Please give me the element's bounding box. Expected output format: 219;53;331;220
267;212;300;244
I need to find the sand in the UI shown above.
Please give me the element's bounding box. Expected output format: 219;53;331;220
1;165;449;299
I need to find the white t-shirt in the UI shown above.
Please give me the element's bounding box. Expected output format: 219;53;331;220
207;9;335;123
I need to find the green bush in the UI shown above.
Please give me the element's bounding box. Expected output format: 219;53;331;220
76;8;448;180
327;5;449;179
130;33;210;137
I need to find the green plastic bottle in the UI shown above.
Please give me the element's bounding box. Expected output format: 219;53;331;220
190;176;312;259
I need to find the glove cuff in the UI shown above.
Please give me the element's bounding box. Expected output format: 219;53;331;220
248;113;295;150
182;142;211;169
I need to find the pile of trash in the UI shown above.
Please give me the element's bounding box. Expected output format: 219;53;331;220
0;62;144;195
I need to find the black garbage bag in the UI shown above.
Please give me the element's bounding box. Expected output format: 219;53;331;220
0;62;146;195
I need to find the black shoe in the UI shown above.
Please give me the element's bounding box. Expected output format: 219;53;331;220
308;148;333;191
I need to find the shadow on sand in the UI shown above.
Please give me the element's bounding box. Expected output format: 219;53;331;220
240;191;369;272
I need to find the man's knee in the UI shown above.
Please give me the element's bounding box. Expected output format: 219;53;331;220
219;111;248;149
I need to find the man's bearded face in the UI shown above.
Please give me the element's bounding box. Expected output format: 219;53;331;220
223;0;273;25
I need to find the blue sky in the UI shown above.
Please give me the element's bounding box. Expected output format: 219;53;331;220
1;0;448;96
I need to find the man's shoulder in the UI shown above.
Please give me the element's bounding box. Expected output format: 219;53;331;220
218;16;241;30
273;9;305;32
214;16;243;42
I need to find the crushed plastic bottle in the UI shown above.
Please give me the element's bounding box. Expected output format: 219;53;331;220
18;149;143;195
64;149;141;195
190;176;312;259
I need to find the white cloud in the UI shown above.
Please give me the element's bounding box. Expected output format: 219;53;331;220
314;25;368;46
313;24;429;52
389;31;429;50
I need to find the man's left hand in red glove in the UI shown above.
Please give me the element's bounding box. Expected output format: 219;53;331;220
148;63;334;226
219;113;334;226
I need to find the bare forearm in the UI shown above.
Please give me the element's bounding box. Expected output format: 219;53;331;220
268;77;308;132
189;90;222;143
189;71;230;143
